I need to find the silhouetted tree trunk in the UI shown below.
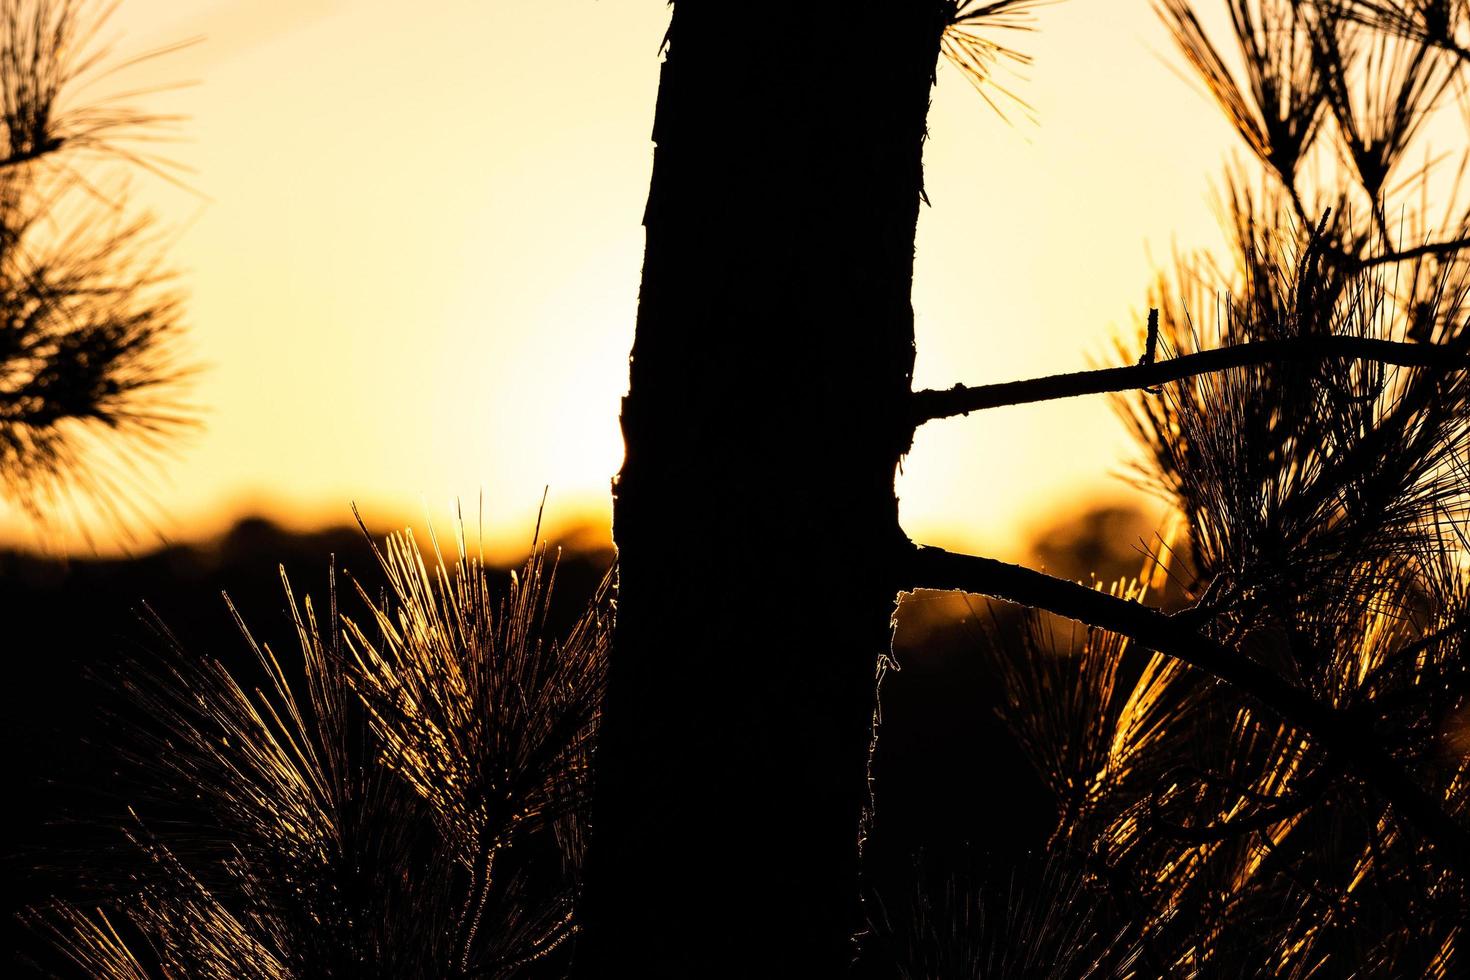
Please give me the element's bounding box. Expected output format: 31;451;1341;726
579;4;948;975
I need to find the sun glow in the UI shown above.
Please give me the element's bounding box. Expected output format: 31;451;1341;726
0;0;1242;558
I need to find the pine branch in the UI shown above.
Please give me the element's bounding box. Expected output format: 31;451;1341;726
899;542;1470;875
910;335;1461;424
1349;234;1470;268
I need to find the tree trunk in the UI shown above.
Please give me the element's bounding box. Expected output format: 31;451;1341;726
577;4;947;975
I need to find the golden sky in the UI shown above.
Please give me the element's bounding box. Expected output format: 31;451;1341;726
0;0;1245;560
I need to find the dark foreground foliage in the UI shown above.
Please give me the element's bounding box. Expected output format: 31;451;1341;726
871;1;1470;975
18;528;610;978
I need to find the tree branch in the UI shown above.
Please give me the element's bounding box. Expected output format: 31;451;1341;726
910;336;1462;425
899;542;1470;875
1151;790;1318;845
1348;235;1470;269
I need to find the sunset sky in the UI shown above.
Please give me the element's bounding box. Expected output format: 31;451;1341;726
0;0;1245;559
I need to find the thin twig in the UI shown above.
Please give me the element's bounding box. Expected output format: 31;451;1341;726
910;336;1462;425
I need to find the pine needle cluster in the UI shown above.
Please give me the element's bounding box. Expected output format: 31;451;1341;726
0;0;193;539
23;531;610;979
900;1;1470;974
941;1;1053;122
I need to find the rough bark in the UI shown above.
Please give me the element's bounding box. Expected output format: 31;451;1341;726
577;4;947;975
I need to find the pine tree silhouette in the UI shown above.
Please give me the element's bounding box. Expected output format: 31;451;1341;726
24;1;1470;976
